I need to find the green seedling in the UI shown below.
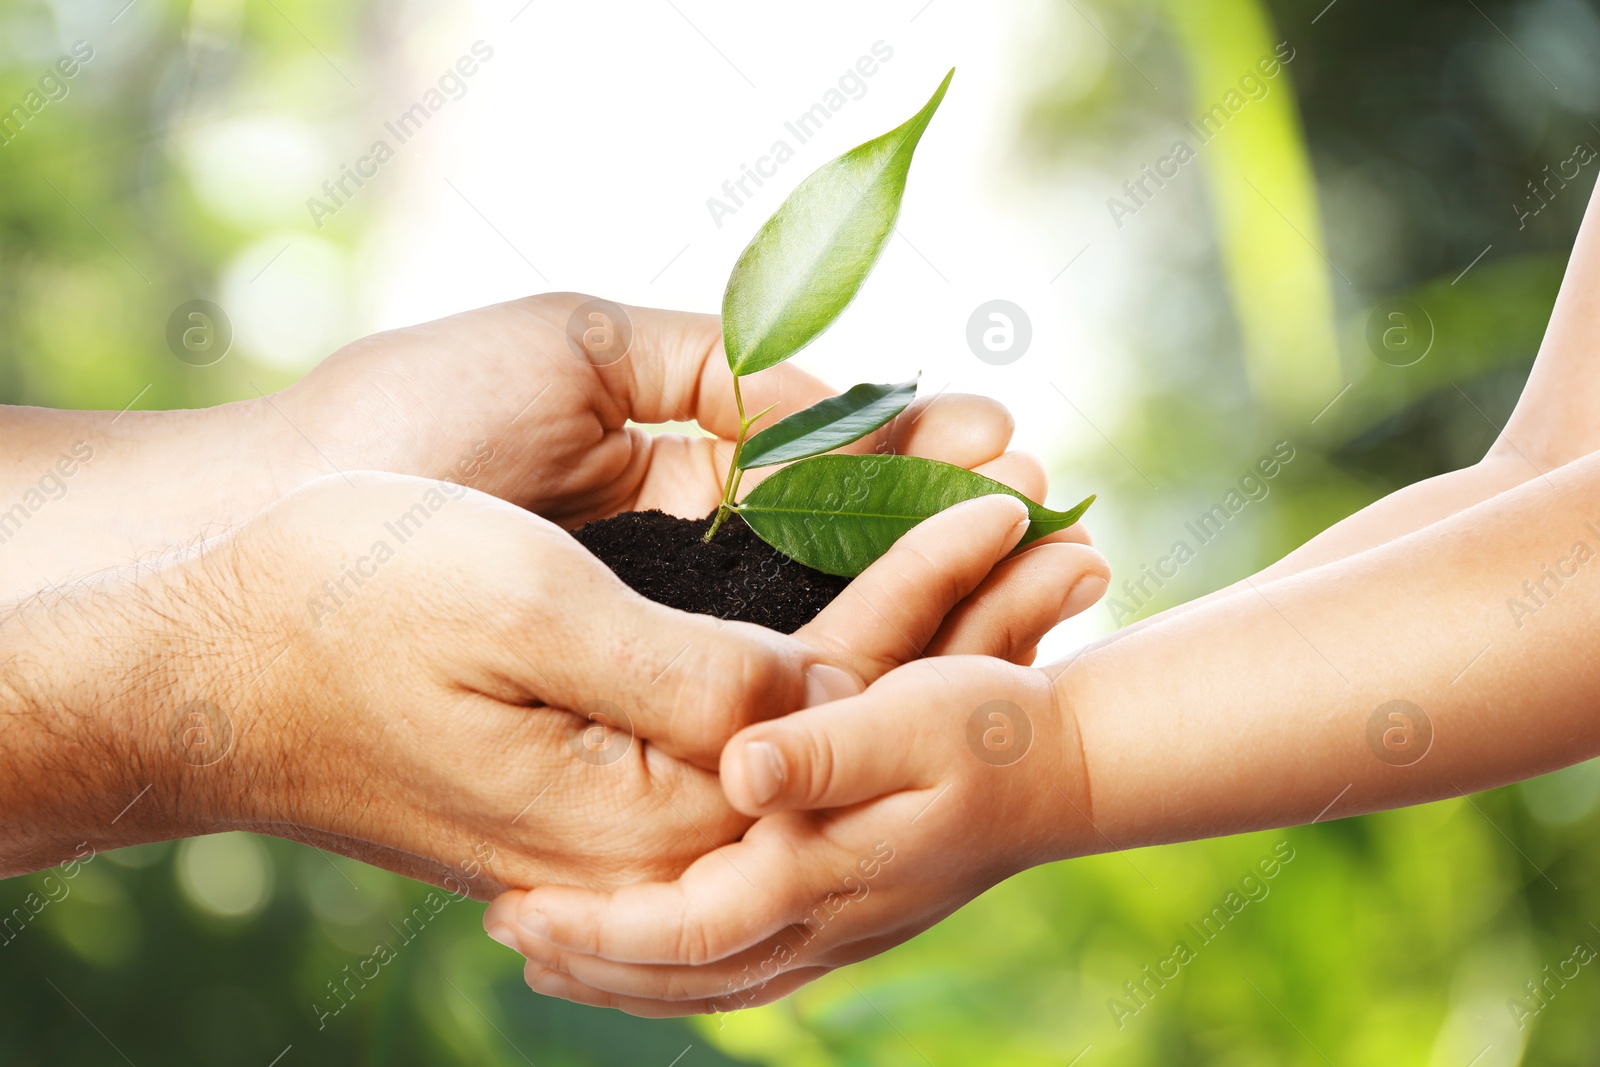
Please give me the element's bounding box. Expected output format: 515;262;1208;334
702;68;1095;576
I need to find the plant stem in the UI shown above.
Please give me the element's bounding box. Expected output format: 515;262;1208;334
703;376;750;542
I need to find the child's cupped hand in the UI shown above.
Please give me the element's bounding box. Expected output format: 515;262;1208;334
483;649;1103;1016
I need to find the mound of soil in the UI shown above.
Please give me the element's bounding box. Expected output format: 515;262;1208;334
571;510;848;634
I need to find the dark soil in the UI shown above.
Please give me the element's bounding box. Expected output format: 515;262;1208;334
571;510;848;633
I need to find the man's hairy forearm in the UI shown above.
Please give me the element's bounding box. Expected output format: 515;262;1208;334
0;558;248;876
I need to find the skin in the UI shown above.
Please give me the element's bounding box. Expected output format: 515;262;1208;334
480;181;1600;1016
0;294;1107;897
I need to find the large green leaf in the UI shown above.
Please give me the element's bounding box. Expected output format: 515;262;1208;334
738;377;919;470
737;453;1094;577
721;69;954;377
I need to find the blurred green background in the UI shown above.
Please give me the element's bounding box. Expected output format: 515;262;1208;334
4;0;1600;1063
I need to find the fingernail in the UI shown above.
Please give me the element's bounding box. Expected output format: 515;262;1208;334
487;924;518;951
518;907;553;939
743;741;787;806
1058;574;1109;624
532;969;572;999
804;663;859;708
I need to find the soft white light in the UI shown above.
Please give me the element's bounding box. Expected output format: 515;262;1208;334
352;1;1124;657
176;833;273;920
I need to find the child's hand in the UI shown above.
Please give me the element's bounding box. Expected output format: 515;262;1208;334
483;653;1102;1016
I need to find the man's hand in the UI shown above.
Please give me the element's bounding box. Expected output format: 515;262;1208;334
0;476;1104;896
286;293;1089;665
0;294;1088;665
288;293;1051;528
480;657;1096;1016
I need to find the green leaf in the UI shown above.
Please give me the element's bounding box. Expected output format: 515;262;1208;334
721;69;954;377
738;377;920;470
737;454;1095;577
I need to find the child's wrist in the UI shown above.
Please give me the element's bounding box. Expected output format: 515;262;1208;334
1039;656;1101;864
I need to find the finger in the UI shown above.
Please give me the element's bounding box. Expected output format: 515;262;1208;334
509;534;829;767
721;657;1043;816
720;690;927;818
484;890;527;951
1044;521;1095;547
924;542;1110;661
536;295;838;437
971;450;1048;502
516;888;927;1002
970;451;1098;547
797;495;1031;681
513;812;856;965
534;296;1027;478
525;958;825;1016
516;917;838;1004
509;822;943;1002
875;393;1014;469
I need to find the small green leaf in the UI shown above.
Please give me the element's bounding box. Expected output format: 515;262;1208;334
722;69;954;377
738;377;919;470
737;454;1094;577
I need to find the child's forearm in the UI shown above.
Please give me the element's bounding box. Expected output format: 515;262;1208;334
1059;446;1600;851
1106;455;1537;642
1113;179;1600;642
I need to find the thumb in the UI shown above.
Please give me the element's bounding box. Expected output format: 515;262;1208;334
515;537;851;769
719;665;935;816
542;293;836;437
719;657;1047;815
797;494;1032;681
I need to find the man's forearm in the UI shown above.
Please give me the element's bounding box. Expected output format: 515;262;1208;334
0;399;317;598
0;583;144;874
0;561;244;876
1060;447;1600;851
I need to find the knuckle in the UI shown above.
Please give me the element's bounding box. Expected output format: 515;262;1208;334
792;727;839;805
675;917;716;967
968;394;1016;438
681;635;792;738
868;535;961;611
1004;453;1049;497
906;541;971;608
